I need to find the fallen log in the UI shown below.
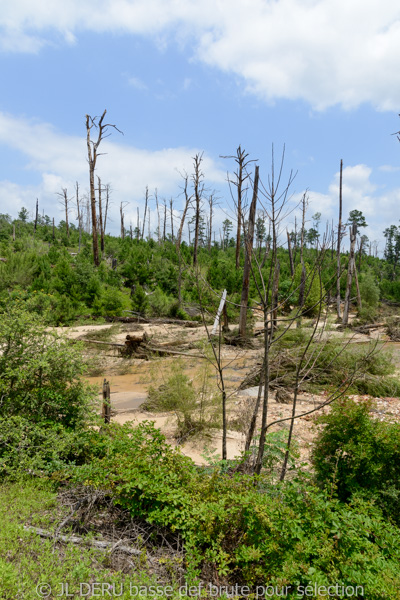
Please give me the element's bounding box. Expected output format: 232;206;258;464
23;526;156;562
146;345;206;359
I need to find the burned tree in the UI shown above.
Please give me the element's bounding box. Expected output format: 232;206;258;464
85;110;122;266
192;153;204;266
238;165;259;339
176;172;193;250
57;188;72;239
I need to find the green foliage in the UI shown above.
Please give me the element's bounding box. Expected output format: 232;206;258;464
0;481;166;599
313;397;400;525
131;284;148;315
145;360;220;441
359;270;380;308
0;302;96;427
270;331;400;396
146;286;186;318
293;262;326;316
0;417;96;479
71;422;400;595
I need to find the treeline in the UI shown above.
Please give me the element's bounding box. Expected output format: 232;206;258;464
0;202;397;326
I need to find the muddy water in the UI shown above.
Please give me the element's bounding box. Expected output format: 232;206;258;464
87;355;254;413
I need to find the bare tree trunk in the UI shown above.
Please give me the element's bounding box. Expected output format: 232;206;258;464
75;182;82;252
104;184;110;234
238;165;259;338
155;189;161;243
163;201;167;241
120;203;125;239
287;230;294;277
208;194;213;253
86;110;122;266
142;186;149;241
336;159;343;319
170;198;174;242
176;174;192;250
137;208;140;241
57;189;70;239
192;153;204;266
342;222;357;326
52;218;55;241
97;176;104;253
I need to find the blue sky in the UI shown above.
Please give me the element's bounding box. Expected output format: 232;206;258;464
1;0;400;252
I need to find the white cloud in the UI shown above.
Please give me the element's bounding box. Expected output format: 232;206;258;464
0;112;226;233
283;162;400;253
127;76;148;91
2;1;400;110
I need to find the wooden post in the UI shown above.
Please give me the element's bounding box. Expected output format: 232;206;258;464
102;378;111;424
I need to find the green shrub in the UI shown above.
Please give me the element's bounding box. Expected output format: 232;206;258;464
131;284;148;315
71;422;400;596
0;302;96;427
0;417;96;479
359;270;380;308
312;397;400;524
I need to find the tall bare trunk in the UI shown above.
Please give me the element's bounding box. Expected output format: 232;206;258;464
142;187;149;241
155;189;161;243
120;203;125;239
176;174;192;250
170;198;174;242
336;159;343;319
342;222;357;326
97;176;104;253
192;153;204;266
238;165;259;338
76;182;82;252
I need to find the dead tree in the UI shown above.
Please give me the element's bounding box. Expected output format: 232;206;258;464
57;188;72;239
169;198;174;242
155;189;161;243
97;176;105;253
221;146;254;269
238;165;259;338
85;110;122;266
336;159;343;319
104;183;111;234
176;172;192;250
163;200;167;241
75;182;82;252
120;202;129;239
192;153;204;266
142;187;149;241
342;222;357;326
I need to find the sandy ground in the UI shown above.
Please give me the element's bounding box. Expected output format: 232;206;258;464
59;316;400;467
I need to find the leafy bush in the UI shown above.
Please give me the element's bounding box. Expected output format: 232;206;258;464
0;417;96;479
145;360;220;441
312;397;400;524
71;422;400;596
0;302;96;427
359;270;380;308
